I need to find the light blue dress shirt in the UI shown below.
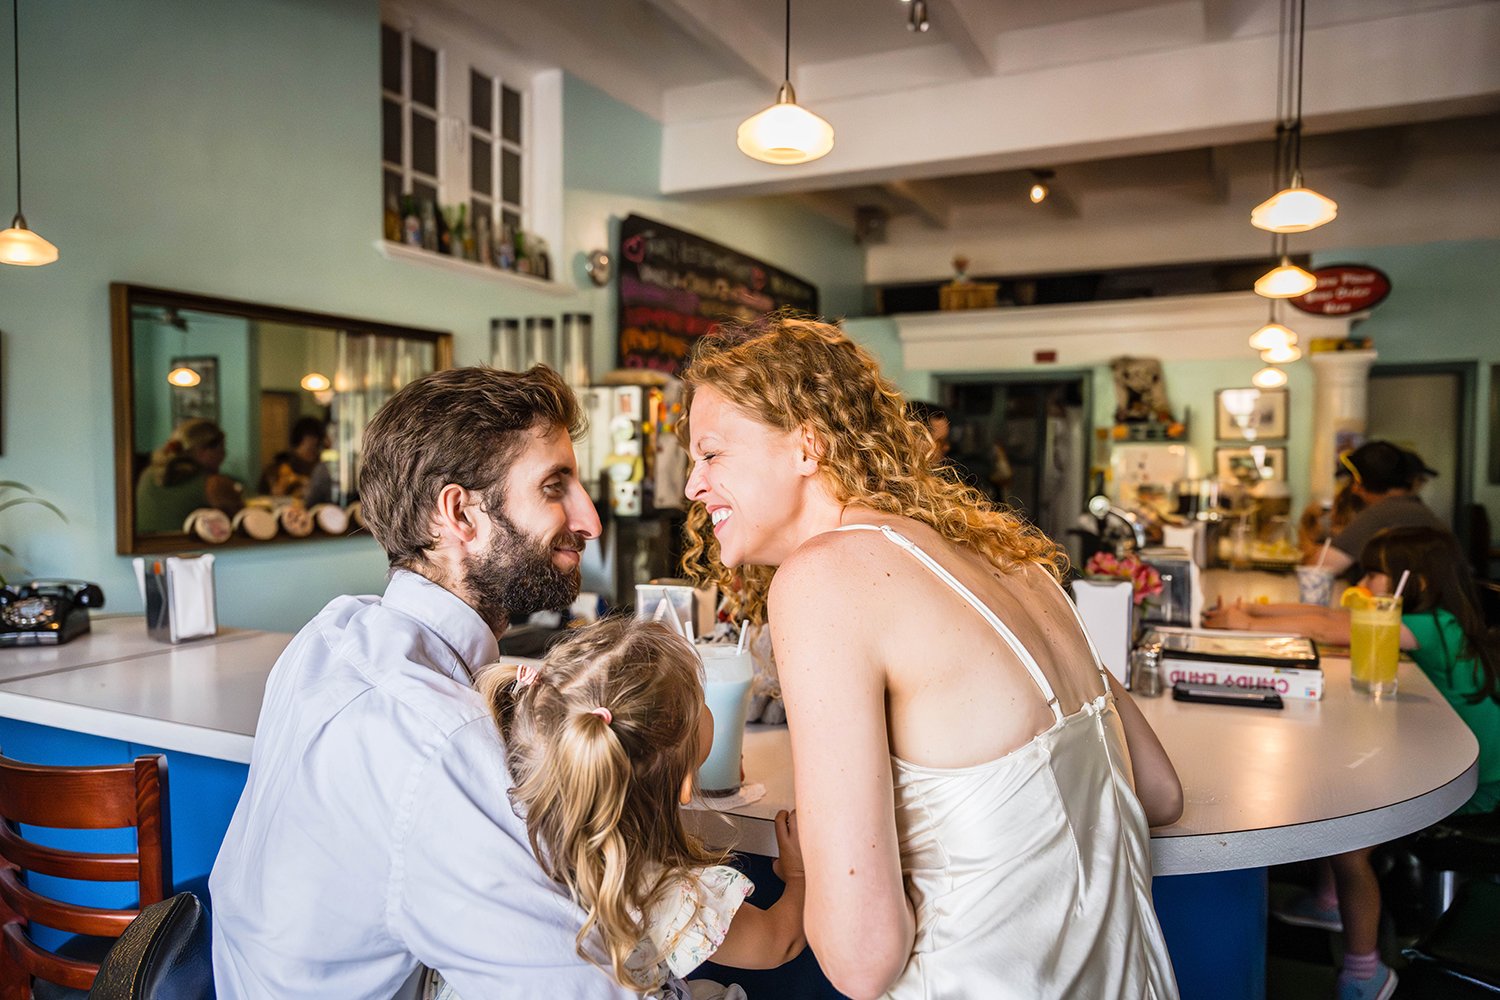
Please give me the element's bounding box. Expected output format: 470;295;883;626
210;570;631;999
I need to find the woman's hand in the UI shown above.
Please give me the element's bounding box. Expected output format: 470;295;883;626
773;809;805;882
1202;600;1252;630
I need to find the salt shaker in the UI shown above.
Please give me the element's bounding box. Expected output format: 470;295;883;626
1130;639;1163;697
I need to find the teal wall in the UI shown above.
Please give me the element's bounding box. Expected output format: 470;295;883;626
0;0;865;632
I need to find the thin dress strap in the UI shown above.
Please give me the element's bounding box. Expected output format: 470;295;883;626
832;524;1065;723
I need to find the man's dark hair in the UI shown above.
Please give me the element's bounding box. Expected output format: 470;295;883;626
290;416;327;448
1341;440;1423;494
359;365;583;570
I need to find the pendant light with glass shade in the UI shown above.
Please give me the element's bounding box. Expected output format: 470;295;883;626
1250;0;1337;234
1255;244;1317;298
1252;365;1289;389
0;0;57;267
737;0;834;165
1248;300;1299;353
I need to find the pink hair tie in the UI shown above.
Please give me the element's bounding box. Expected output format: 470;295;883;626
589;707;613;725
514;663;540;689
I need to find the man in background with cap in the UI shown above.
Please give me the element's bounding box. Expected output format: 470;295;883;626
1313;440;1445;582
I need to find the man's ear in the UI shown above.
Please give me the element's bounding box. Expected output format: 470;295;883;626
795;424;823;477
431;483;482;546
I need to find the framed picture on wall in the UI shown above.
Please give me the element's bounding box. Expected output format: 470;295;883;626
169;356;220;427
1215;445;1287;484
1215;387;1288;441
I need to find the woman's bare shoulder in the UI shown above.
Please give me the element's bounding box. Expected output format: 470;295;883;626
769;521;915;613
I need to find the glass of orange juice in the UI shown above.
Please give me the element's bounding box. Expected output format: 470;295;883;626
1349;594;1401;698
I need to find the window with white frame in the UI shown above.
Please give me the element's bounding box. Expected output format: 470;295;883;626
380;23;441;213
468;69;525;246
381;16;555;267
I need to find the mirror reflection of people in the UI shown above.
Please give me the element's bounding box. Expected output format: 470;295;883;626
259;416;333;505
1311;440;1442;582
135;419;244;533
209;366;627;999
681;319;1181;998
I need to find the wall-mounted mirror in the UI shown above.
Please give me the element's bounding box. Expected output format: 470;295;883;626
111;284;452;554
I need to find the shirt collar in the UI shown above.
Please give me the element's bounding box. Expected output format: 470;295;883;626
382;569;500;683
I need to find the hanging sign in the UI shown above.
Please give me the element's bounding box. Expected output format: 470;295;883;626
1289;265;1391;316
616;214;819;375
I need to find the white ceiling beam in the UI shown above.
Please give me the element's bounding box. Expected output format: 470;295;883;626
883;180;952;228
642;0;785;89
661;4;1500;197
930;0;998;76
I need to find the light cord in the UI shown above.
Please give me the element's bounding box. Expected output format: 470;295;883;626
12;0;21;213
784;0;791;84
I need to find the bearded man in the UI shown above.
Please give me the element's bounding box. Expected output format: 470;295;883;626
210;366;633;1000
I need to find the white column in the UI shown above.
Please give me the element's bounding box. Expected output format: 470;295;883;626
1307;349;1379;505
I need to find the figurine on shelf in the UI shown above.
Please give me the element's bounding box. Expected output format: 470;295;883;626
1109;356;1174;424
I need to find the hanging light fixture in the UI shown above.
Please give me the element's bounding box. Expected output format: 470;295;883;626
907;0;930;32
1028;170;1052;204
0;0;56;267
300;372;332;392
1255;234;1317;298
1252;365;1289;389
1250;0;1337;234
737;0;834;165
1260;343;1302;364
166;366;201;388
1248;320;1297;352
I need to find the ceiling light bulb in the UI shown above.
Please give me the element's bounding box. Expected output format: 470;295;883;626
1260;343;1302;364
1029;183;1048;204
167;366;201;388
1247;322;1298;352
300;372;332;392
1255;259;1318;298
1252;365;1289;389
909;0;929;31
1251;186;1339;234
0;215;59;266
737;83;834;165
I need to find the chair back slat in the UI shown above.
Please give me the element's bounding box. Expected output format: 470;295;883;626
2;923;100;990
0;870;138;938
0;751;170;994
0;759;140;829
0;824;140;882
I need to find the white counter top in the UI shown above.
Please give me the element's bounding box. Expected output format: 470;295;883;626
4;620;1478;876
690;655;1478;876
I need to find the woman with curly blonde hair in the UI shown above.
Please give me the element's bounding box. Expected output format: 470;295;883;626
680;317;1183;999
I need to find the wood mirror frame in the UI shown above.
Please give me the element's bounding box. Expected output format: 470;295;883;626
110;283;452;555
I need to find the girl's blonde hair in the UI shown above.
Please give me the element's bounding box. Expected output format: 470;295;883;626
478;617;723;992
679;316;1063;623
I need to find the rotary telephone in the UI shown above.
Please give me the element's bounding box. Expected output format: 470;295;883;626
0;579;105;646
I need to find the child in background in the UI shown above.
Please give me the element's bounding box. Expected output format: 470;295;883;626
428;617;806;1000
1252;526;1500;1000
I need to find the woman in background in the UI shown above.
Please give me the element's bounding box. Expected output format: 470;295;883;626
681;318;1181;1000
135;418;243;533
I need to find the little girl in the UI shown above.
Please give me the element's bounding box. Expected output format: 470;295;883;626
428;616;806;1000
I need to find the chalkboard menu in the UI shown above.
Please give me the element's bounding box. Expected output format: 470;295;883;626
616;214;819;375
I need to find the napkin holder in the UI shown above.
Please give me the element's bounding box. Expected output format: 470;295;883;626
133;555;218;643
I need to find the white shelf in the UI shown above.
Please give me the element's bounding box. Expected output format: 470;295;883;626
373;240;577;297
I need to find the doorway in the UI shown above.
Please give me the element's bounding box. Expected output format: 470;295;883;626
1366;362;1475;550
936;372;1091;558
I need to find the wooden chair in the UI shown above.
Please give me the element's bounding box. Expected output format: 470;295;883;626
0;753;170;999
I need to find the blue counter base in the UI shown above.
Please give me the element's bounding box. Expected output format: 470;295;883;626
1155;867;1269;1000
0;718;248;951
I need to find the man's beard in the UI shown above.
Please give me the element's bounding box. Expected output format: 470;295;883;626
463;511;584;632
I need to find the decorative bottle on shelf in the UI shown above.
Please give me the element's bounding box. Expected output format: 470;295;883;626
419;200;439;252
475;212;492;267
514;229;530;274
383;193;401;243
497;224;515;270
534;237;551;280
401;197;422;247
